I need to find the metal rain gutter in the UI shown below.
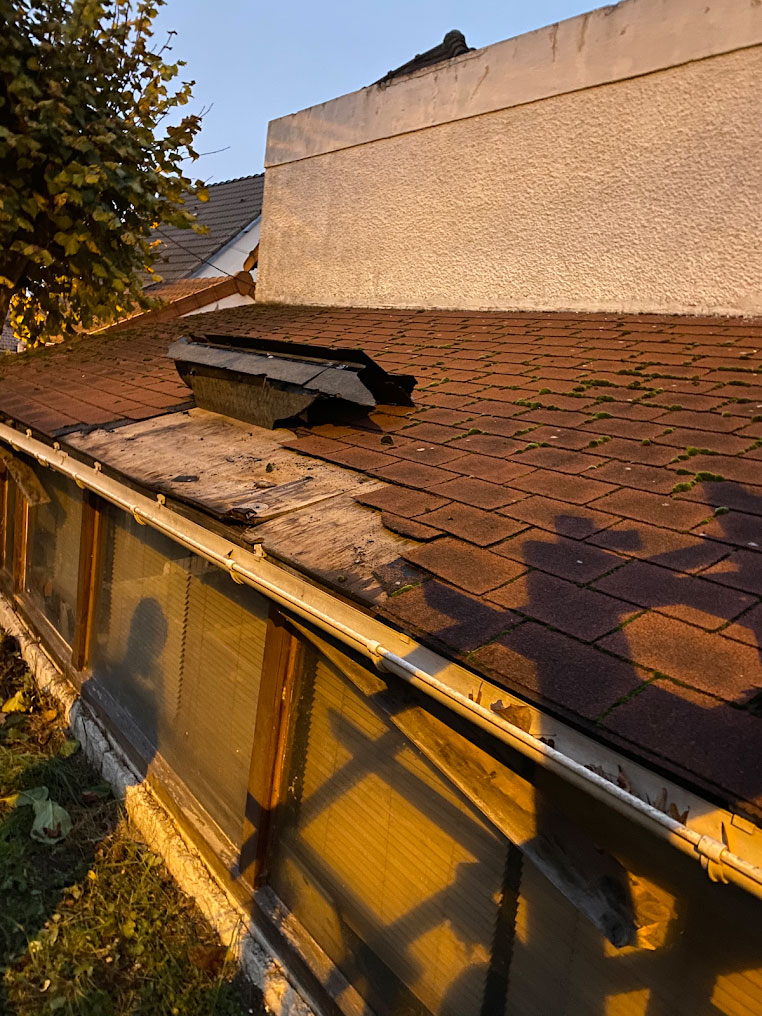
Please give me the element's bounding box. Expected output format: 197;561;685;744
3;420;762;901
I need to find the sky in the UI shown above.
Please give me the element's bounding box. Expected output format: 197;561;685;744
154;0;599;184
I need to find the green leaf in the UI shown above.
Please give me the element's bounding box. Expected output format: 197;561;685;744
0;1;204;344
81;781;111;804
58;737;80;758
17;786;50;806
2;786;48;808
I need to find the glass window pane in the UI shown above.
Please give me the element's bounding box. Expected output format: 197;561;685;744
89;504;267;844
25;468;83;644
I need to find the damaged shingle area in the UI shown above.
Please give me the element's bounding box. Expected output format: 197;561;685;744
3;303;762;821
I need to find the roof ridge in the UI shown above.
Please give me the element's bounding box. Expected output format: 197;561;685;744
206;172;264;188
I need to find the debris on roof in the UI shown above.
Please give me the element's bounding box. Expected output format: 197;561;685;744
375;30;472;86
168;333;416;429
2;301;762;823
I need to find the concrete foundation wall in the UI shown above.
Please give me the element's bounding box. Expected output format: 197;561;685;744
257;0;762;316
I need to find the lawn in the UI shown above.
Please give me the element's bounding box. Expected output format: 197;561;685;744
0;632;264;1016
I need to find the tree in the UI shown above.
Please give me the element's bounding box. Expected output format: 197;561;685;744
0;0;208;345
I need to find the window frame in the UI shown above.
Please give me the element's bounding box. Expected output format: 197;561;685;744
239;605;302;889
12;476;28;598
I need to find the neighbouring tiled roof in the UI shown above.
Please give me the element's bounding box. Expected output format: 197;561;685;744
147;174;264;284
2;303;762;821
374;30;472;85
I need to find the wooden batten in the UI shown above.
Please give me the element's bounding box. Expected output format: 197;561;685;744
12;490;28;596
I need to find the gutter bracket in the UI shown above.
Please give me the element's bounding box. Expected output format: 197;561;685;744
698;833;731;884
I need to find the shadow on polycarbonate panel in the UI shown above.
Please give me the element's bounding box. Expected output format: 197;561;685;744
250;643;521;1016
244;482;762;1016
83;502;268;846
84;595;167;776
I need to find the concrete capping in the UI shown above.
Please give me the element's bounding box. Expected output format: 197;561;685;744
265;0;762;167
0;596;315;1016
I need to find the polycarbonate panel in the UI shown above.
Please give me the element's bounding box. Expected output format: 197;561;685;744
90;504;267;843
268;644;762;1016
268;649;513;1016
25;468;82;644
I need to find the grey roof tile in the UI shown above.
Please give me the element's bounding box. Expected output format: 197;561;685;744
147;174;264;284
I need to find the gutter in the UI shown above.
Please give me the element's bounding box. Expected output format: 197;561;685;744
3;420;762;902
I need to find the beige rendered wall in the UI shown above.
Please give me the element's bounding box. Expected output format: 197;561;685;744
257;0;762;316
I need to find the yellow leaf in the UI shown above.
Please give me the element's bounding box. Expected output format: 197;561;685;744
2;690;28;713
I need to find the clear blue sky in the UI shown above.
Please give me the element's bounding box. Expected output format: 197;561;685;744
155;0;598;184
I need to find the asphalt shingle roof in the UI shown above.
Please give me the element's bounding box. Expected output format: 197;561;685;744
148;174;264;284
2;302;762;822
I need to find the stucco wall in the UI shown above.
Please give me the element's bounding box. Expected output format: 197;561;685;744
257;0;762;316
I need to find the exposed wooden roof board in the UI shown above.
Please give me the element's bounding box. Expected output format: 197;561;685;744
67;409;414;604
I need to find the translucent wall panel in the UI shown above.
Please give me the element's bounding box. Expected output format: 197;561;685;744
268;645;762;1016
25;468;82;644
268;649;514;1016
89;505;267;844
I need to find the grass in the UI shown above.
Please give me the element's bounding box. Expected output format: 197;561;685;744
0;632;264;1016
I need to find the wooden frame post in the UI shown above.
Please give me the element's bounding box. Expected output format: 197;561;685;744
0;465;7;573
239;606;301;887
71;492;101;672
12;490;28;596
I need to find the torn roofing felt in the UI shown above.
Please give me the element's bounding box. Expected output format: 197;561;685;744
168;333;417;429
